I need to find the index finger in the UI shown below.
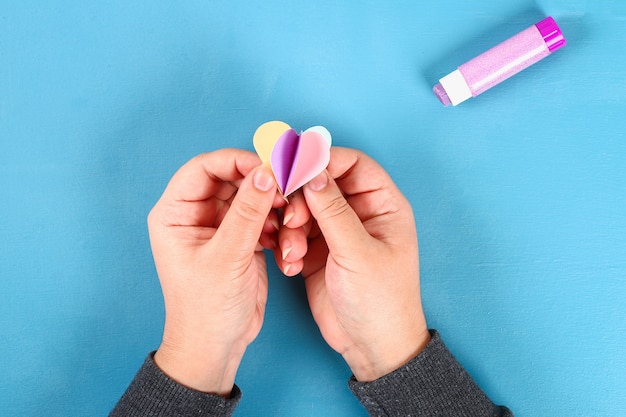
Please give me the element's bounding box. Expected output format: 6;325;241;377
160;149;262;203
285;147;410;232
327;147;412;224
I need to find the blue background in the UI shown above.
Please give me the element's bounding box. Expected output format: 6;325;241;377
1;1;625;416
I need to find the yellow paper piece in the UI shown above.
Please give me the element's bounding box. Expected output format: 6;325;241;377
253;120;291;164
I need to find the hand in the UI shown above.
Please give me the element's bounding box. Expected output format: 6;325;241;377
148;149;282;396
275;147;430;382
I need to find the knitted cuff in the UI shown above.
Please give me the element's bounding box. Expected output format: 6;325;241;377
348;330;511;417
109;352;241;417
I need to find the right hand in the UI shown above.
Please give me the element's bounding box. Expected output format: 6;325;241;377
276;147;431;382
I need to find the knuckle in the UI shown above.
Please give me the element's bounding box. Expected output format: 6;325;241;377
147;205;163;229
233;197;265;222
318;194;351;220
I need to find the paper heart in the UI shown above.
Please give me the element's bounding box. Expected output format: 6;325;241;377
253;121;331;197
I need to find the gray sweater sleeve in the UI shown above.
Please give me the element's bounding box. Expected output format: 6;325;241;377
109;353;241;417
348;330;513;416
110;331;511;416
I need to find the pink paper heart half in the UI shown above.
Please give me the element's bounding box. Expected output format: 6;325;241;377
270;129;330;197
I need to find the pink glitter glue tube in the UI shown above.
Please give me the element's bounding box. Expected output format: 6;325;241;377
433;16;566;107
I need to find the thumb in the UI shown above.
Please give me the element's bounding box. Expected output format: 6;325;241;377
214;165;277;257
303;171;370;256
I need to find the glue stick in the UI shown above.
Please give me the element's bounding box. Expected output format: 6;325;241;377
433;16;566;106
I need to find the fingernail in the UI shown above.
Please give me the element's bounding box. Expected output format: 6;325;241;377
284;263;292;276
269;217;280;231
254;168;275;192
282;241;293;260
308;171;328;192
283;210;295;226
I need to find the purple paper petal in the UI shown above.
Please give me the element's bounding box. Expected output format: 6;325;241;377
270;129;299;194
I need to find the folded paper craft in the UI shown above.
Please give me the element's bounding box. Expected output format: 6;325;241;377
253;121;331;197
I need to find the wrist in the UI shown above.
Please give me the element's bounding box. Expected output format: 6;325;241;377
154;339;247;397
345;327;431;382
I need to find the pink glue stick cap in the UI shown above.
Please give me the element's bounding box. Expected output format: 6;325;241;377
535;16;566;52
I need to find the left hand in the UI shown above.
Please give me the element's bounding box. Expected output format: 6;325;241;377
149;149;282;396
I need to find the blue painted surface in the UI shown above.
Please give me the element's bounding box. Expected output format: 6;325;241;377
1;1;625;416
